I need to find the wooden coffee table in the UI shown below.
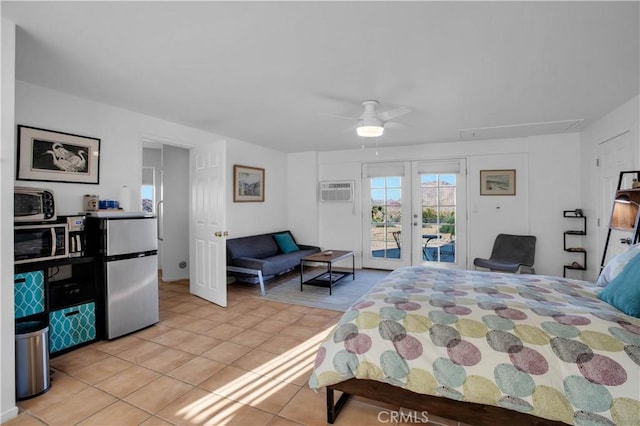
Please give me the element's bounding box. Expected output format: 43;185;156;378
300;250;355;295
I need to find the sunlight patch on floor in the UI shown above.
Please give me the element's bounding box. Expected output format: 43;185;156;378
174;327;334;424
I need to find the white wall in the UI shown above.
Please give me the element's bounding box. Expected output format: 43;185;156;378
526;134;583;277
287;152;320;246
579;95;640;280
317;160;363;260
1;18;18;423
15;81;224;212
161;145;190;280
226;140;288;238
467;152;530;264
296;133;582;276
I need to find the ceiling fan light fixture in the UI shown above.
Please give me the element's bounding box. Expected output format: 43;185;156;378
356;123;384;137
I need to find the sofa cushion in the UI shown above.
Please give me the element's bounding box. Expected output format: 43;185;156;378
232;257;276;274
233;256;291;276
227;234;279;261
273;232;300;253
231;246;321;275
268;249;319;272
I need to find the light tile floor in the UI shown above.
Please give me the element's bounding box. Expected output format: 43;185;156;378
7;272;464;426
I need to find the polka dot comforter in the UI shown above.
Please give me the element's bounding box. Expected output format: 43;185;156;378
309;266;640;425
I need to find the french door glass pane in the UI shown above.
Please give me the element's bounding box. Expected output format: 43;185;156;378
421;174;456;263
370;177;402;259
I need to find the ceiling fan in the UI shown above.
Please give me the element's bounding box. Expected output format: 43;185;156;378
325;100;412;138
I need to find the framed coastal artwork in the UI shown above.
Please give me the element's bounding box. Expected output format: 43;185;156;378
16;125;101;184
233;164;265;202
480;169;516;196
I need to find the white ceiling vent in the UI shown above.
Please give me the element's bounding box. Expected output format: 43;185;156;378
319;181;354;203
458;119;584;140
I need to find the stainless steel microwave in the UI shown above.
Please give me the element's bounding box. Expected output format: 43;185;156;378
14;187;56;222
14;223;68;264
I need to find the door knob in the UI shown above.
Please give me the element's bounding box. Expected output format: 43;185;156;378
215;231;229;237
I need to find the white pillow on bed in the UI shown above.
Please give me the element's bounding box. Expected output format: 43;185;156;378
596;243;640;287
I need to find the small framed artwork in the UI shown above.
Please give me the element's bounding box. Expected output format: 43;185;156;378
17;125;101;184
233;165;265;202
480;169;516;196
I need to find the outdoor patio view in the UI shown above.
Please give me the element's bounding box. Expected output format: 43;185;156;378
370;174;456;262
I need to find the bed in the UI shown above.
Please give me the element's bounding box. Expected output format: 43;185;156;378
308;265;640;425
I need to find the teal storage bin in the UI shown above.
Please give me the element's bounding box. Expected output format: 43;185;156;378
49;302;96;353
14;271;45;319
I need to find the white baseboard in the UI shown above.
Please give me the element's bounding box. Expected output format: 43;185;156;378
1;406;19;423
160;273;188;282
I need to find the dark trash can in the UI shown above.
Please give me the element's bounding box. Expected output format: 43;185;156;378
15;320;50;400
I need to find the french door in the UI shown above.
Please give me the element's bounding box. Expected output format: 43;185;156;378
363;162;411;269
362;160;466;270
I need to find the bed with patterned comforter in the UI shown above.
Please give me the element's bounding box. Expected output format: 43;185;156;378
309;266;640;425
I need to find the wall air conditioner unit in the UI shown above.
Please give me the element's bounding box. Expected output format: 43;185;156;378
319;181;354;203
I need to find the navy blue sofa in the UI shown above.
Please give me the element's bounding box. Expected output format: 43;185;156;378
226;231;320;295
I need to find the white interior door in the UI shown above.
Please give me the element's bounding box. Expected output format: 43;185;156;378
598;131;636;266
190;140;227;307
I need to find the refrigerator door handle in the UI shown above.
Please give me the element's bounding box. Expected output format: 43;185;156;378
157;200;164;241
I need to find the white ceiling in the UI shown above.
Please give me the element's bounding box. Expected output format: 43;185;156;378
3;1;639;153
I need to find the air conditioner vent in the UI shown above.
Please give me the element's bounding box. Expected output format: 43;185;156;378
320;181;354;203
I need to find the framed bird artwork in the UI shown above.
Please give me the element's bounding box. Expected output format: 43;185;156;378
17;125;101;184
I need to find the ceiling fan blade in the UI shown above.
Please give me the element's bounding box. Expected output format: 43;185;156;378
318;112;359;121
384;121;409;129
378;106;412;122
315;93;361;106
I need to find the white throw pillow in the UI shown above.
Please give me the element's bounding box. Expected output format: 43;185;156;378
596;243;640;287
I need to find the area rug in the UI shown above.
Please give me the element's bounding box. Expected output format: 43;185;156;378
261;268;389;312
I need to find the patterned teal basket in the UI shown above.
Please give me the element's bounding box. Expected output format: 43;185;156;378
49;302;96;353
14;271;45;319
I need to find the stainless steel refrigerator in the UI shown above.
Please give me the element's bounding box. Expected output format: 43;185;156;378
88;213;159;339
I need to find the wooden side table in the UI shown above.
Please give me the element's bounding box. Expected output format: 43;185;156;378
300;250;355;295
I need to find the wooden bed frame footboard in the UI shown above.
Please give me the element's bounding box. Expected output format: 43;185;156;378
327;379;566;426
